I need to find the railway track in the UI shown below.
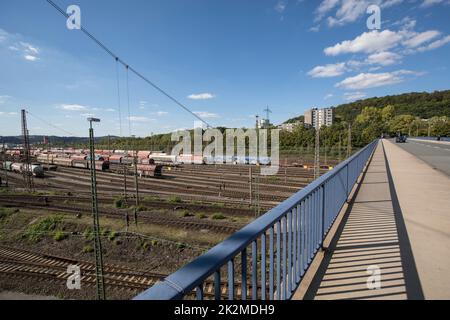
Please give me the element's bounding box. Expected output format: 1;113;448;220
0;193;257;216
0;245;252;299
51;168;292;203
0;197;243;234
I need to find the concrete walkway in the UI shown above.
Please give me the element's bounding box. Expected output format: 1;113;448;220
304;140;450;300
383;139;450;299
304;141;411;299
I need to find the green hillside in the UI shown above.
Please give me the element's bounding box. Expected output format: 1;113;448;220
332;90;450;122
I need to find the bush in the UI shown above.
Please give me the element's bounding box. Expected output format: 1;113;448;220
83;228;94;241
197;213;208;219
168;196;182;204
108;231;117;241
211;213;226;220
143;195;160;202
83;245;94;253
135;205;147;212
179;210;194;218
53;230;67;241
114;197;128;209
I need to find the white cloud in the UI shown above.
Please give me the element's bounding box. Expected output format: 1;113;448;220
416;35;450;52
274;1;287;13
366;51;402;66
327;0;372;27
80;113;95;118
315;0;340;21
193;111;219;119
315;0;404;27
403;30;441;48
24;55;39;61
420;0;444;8
0;30;41;62
105;108;116;112
344;91;367;101
19;42;39;54
152;111;168;116
0;111;18;116
59;104;88;111
392;16;416;31
325;30;403;56
381;0;404;8
0;95;11;104
336;70;421;89
187;93;216;100
324;93;334;100
127;116;155;122
308;62;347;78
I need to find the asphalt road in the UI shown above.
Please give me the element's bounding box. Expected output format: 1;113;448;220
391;139;450;176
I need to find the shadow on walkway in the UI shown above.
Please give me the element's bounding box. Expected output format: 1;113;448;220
304;141;424;300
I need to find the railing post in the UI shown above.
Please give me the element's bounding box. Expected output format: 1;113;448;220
346;163;349;199
321;184;325;250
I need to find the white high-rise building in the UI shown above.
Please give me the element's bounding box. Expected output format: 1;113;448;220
304;108;334;129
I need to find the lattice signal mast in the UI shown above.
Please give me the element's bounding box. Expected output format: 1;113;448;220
21;109;34;192
314;116;320;180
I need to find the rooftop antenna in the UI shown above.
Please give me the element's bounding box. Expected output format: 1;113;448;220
264;106;272;122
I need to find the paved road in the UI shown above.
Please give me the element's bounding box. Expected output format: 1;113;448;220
392;139;450;176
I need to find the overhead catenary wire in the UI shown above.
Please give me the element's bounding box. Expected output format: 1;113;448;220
26;110;77;137
45;0;212;129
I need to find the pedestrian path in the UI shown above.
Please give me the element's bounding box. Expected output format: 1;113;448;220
304;141;411;300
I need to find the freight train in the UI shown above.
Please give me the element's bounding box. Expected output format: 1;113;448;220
36;155;110;171
1;161;45;178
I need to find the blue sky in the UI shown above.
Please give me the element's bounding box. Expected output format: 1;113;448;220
0;0;449;137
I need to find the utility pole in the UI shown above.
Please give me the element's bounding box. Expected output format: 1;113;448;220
87;117;105;300
249;166;253;206
21;109;34;192
1;139;8;188
132;135;139;226
347;123;352;158
338;134;342;162
314;118;320;180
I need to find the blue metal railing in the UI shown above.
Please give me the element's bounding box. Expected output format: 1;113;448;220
134;140;378;300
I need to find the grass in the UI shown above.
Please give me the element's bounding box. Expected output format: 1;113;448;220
142;195;161;202
128;205;148;212
0;207;18;220
23;215;63;243
197;213;208;219
167;195;182;204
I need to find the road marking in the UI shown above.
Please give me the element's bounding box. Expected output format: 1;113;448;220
410;141;450;152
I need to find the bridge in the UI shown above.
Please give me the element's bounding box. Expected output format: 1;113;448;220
134;138;450;300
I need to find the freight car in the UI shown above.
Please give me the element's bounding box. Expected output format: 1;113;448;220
149;154;178;165
135;164;163;178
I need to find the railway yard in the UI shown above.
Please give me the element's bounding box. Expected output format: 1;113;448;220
0;154;331;299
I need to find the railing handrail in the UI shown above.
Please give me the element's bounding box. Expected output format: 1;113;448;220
134;140;378;300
